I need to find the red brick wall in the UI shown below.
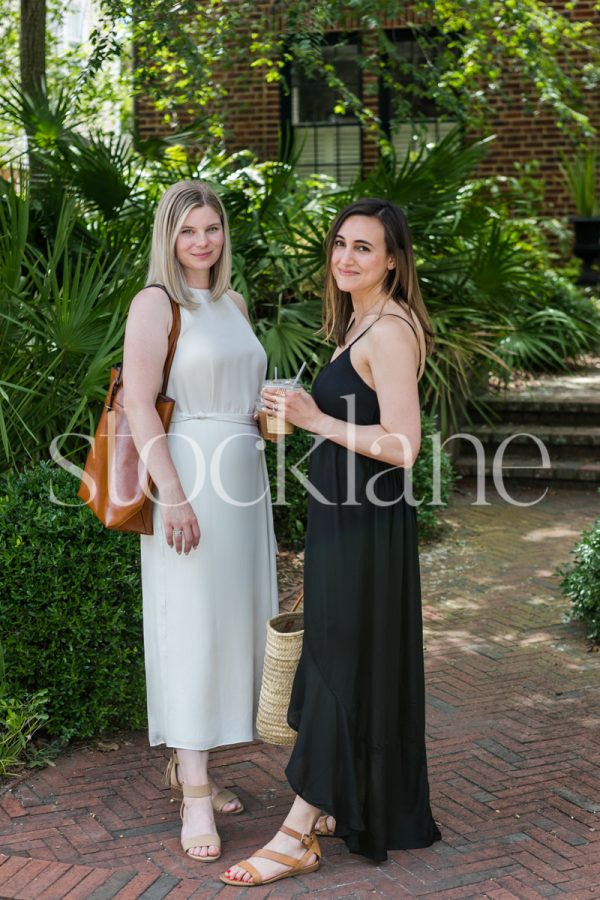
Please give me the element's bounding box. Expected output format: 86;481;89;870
221;65;281;161
135;60;281;160
136;2;599;217
475;0;600;216
135;97;167;142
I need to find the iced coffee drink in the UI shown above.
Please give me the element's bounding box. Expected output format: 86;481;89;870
257;379;300;440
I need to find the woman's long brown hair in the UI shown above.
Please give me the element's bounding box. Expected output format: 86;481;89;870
323;198;434;354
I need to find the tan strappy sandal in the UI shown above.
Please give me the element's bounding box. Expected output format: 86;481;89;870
179;783;221;863
164;750;244;815
219;825;321;886
315;814;336;836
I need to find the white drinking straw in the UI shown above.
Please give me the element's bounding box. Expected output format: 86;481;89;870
274;366;278;380
292;361;307;387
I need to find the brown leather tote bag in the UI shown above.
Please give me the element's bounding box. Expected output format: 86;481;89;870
77;286;181;535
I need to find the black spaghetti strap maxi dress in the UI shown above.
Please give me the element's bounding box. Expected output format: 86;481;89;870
286;315;441;863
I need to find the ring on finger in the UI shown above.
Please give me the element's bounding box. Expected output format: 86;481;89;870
173;529;183;536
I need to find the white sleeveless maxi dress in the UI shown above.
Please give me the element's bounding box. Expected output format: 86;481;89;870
140;287;278;750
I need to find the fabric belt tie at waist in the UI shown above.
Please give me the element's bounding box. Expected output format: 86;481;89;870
170;412;256;426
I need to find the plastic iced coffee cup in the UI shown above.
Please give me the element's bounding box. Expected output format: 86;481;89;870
258;379;300;439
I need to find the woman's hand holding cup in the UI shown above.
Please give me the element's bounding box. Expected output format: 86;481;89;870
260;381;324;435
257;379;300;441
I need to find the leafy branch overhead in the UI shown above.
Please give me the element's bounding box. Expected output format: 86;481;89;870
88;0;600;138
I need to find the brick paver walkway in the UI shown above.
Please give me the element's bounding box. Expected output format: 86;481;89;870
1;484;599;899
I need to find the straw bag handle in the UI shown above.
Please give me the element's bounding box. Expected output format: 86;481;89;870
290;589;304;612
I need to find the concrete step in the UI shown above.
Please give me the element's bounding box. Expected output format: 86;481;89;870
460;424;600;460
458;368;600;484
470;395;600;428
454;455;600;486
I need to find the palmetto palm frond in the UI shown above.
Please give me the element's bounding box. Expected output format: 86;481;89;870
0;196;146;470
355;128;492;226
420;309;509;434
259;320;324;379
64;132;146;220
0;80;78;159
493;308;589;376
255;299;325;378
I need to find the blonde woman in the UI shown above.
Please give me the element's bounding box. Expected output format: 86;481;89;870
123;180;278;862
222;198;440;886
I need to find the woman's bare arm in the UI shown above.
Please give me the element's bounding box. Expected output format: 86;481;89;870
263;318;422;468
123;287;200;551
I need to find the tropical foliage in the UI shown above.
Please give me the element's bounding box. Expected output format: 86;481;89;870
1;83;599;472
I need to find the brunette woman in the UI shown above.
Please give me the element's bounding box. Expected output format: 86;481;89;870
222;198;440;886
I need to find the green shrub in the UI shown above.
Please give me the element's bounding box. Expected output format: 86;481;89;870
0;637;49;775
265;412;454;550
0;461;146;741
559;516;600;642
547;275;600;356
0;690;49;776
265;427;314;551
413;413;455;542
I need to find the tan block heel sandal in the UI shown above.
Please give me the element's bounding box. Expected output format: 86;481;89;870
164;750;244;815
179;783;221;863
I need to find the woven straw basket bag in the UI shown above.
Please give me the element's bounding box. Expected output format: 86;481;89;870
256;593;304;746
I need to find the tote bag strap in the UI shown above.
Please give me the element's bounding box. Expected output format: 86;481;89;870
145;283;181;394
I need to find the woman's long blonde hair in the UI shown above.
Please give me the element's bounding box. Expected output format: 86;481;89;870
147;180;232;309
323;198;434;354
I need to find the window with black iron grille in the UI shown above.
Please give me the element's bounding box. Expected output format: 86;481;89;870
284;39;362;186
380;29;457;158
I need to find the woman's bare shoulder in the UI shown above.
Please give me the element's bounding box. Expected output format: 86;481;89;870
369;303;421;340
227;289;250;321
366;303;425;376
129;284;172;309
128;285;173;329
